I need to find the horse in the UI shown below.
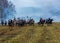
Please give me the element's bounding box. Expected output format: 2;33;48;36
45;18;53;25
27;18;35;26
17;19;26;26
38;18;45;26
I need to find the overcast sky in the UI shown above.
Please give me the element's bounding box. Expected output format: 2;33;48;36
8;0;60;22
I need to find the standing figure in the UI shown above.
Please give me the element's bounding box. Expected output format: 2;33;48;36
1;20;4;26
8;19;13;31
5;21;7;26
13;18;17;26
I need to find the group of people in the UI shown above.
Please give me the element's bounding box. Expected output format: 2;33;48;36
38;18;53;26
0;18;34;26
0;17;53;26
1;20;7;26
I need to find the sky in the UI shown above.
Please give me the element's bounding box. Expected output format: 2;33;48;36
8;0;60;22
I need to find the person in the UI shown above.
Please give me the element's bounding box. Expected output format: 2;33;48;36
13;17;17;26
1;20;4;26
5;21;7;26
8;19;14;31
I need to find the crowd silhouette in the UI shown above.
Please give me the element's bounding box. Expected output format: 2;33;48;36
0;17;53;27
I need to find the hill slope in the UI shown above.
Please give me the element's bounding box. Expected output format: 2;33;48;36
0;23;60;43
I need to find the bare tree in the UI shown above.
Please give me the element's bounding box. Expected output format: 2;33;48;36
0;0;16;21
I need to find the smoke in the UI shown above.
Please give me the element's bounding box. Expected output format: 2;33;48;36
0;0;16;21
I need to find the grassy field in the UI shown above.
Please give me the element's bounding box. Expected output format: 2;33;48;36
0;23;60;43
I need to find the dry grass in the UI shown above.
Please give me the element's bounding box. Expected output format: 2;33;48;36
0;23;60;43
